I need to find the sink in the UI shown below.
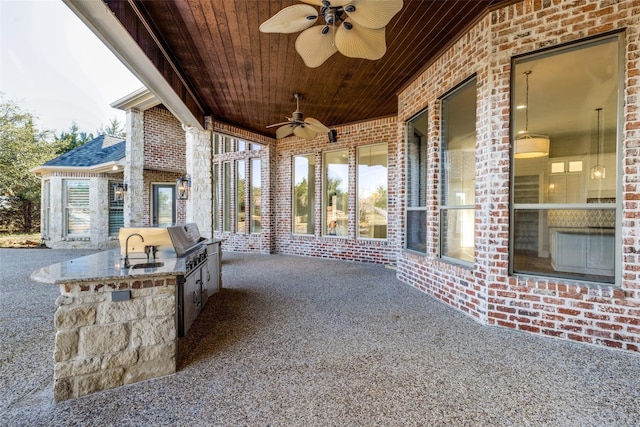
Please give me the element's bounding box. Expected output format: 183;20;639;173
131;262;164;269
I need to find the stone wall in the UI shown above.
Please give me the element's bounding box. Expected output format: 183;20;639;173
52;276;177;401
396;0;640;352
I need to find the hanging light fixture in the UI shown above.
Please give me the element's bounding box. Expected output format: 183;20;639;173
176;176;191;200
113;183;128;202
515;70;550;159
590;107;606;180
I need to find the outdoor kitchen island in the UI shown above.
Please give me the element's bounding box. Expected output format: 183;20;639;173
31;224;222;402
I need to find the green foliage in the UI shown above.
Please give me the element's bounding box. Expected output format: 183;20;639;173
98;117;125;138
53;122;94;155
0;95;56;232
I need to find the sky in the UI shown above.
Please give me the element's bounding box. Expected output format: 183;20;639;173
0;0;143;135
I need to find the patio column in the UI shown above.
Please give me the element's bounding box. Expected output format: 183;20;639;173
124;108;144;226
184;121;212;237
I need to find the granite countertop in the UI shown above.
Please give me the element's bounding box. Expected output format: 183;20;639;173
550;227;615;235
30;248;185;285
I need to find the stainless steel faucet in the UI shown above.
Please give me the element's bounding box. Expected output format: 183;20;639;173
124;233;144;268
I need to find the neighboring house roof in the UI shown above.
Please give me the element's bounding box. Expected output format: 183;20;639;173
31;134;125;175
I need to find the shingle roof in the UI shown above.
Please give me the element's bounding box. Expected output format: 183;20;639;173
43;135;125;168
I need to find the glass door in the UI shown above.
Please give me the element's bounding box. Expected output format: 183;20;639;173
153;184;176;227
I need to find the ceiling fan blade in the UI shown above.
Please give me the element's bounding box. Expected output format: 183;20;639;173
335;20;386;60
259;5;318;34
294;125;318;140
295;25;338;68
266;121;291;128
304;117;330;133
301;0;350;6
343;0;403;29
276;124;296;139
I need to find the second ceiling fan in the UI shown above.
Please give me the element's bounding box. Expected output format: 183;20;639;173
267;93;330;140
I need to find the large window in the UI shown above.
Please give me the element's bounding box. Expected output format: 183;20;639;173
223;162;231;231
293;154;315;235
440;78;476;264
213;163;219;231
357;143;388;239
64;180;90;236
108;181;124;235
511;35;620;284
236;160;246;233
406;110;428;253
250;158;261;233
323;150;348;237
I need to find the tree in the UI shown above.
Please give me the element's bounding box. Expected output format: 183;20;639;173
0;95;56;232
53;122;94;155
98;117;125;138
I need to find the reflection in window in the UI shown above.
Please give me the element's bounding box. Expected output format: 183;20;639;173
43;180;51;238
357;143;388;239
293;154;315;235
441;78;476;264
511;35;619;284
223;162;231;231
323;150;348;237
65;180;90;236
213;163;219;231
250;158;261;233
406;109;428;253
237;160;246;233
108;181;124;235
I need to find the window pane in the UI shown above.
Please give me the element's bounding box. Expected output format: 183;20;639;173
250;158;261;233
108;181;124;235
357;143;387;239
441;209;474;263
237;160;246;233
65;180;90;235
237;139;246;152
441;79;476;263
213;163;219;231
223;162;231;231
155;187;174;227
512;36;619;284
43;180;50;237
407;110;428;208
324;150;348;237
293;154;315;235
513;208;615;283
223;136;232;153
406;210;427;253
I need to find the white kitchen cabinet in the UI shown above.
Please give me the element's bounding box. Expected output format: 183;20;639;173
550;228;614;276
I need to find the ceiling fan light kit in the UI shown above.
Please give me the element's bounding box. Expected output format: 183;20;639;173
260;0;403;68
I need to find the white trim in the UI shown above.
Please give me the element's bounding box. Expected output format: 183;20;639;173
63;0;204;130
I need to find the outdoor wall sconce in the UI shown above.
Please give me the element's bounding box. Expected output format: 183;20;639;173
176;176;191;200
113;183;128;202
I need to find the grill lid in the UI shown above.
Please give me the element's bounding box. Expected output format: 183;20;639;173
118;223;202;258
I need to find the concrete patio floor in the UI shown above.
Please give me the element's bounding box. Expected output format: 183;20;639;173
1;248;639;426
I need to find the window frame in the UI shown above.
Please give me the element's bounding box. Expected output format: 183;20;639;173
439;76;477;267
509;33;623;285
322;148;350;238
405;108;429;254
108;181;124;236
292;153;316;236
356;142;388;241
64;179;90;237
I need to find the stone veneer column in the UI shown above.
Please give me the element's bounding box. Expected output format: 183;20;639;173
125;108;145;226
184;123;212;237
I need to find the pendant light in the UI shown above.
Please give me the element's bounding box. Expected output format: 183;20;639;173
590;107;606;180
515;70;550;159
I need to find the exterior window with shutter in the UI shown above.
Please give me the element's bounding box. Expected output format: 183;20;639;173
64;180;90;236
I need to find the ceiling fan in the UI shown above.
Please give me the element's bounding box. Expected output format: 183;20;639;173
259;0;403;68
267;93;330;140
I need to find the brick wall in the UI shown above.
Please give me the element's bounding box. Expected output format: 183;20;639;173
397;0;640;352
275;117;399;264
143;106;185;172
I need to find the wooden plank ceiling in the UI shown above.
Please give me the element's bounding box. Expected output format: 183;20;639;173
111;0;512;138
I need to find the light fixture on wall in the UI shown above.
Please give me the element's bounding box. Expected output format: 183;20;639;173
176;176;191;200
591;107;606;180
515;70;550;159
113;183;128;202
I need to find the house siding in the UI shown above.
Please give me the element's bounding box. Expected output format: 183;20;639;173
396;0;640;351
